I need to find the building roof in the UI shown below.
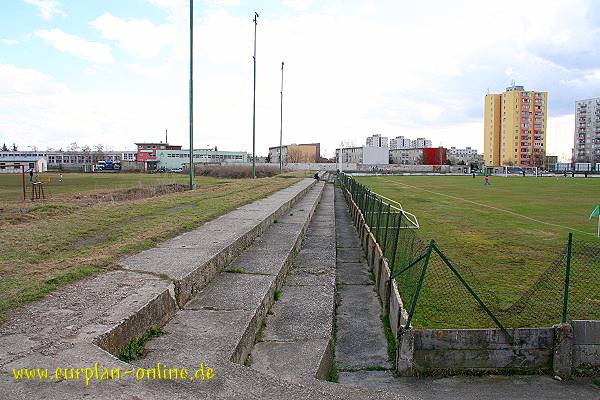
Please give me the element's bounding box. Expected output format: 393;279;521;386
0;156;46;162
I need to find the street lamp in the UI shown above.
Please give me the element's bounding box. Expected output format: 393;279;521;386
252;12;259;179
188;0;194;190
279;61;284;173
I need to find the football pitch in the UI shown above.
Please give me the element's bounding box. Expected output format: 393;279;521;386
355;175;600;328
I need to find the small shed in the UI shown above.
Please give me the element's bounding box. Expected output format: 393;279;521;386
0;157;48;173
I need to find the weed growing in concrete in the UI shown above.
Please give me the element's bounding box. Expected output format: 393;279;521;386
327;359;338;383
255;319;267;342
381;314;397;364
225;268;246;274
274;290;282;301
118;326;164;362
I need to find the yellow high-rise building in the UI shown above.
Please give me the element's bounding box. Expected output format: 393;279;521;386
483;85;548;167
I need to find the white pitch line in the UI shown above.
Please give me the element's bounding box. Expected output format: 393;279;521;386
380;177;596;237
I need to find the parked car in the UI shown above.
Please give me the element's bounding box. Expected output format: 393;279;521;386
170;167;183;173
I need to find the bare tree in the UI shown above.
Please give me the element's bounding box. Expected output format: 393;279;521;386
67;142;79;152
94;144;104;152
81;145;91;152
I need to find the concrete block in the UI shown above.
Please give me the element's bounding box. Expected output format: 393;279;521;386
413;328;554;350
572;320;600;344
366;234;375;271
396;328;415;376
414;348;553;370
373;247;382;282
94;287;178;356
389;280;403;338
553;323;574;377
373;251;382;288
573;344;600;367
378;261;391;315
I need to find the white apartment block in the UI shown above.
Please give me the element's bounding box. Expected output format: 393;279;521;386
447;147;479;163
366;134;389;148
574;97;600;163
389;136;412;150
412;137;432;149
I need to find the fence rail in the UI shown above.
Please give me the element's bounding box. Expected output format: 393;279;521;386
337;172;600;333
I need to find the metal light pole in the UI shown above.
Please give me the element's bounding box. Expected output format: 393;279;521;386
279;61;284;172
188;0;194;190
252;12;259;179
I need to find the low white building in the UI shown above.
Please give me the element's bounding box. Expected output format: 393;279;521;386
336;146;389;165
447;147;481;165
0;156;47;173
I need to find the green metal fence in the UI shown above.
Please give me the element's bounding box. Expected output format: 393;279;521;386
338;172;600;334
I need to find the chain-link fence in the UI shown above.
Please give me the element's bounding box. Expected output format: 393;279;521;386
338;173;600;334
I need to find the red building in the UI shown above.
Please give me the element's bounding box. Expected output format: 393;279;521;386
135;142;182;170
422;147;448;165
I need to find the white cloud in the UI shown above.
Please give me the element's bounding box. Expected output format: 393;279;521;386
1;39;19;45
34;29;114;64
90;13;181;59
0;63;67;95
22;0;66;20
5;1;600;160
282;0;314;11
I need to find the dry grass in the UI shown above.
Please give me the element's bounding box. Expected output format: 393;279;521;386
193;164;291;179
0;175;301;321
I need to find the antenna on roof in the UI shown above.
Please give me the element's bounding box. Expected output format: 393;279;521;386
487;88;490;95
165;129;168;144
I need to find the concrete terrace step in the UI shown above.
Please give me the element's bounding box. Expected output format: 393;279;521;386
120;178;317;308
0;179;410;400
134;182;326;369
250;184;336;383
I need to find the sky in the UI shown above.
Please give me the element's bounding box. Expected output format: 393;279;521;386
1;0;600;160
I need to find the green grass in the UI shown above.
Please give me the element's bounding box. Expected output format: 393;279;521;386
0;173;300;321
355;175;600;328
118;326;164;362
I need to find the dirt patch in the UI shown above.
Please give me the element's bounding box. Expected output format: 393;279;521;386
74;234;108;248
76;183;188;203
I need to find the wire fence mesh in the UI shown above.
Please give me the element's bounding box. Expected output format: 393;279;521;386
338;172;600;331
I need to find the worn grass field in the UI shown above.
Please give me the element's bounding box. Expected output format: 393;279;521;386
355;175;600;328
0;172;301;321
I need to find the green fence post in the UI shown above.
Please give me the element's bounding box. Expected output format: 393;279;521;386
561;232;573;324
389;211;403;273
431;241;514;345
404;240;434;329
375;198;383;243
382;203;391;257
